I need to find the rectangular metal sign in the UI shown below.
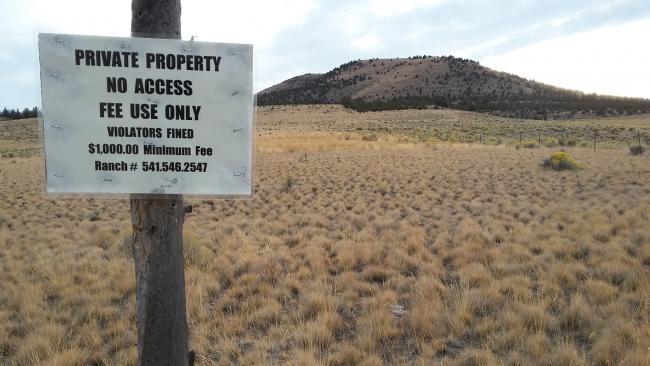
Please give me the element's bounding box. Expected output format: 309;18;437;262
38;33;253;196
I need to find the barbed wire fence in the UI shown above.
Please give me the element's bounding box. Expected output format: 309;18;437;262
426;127;648;151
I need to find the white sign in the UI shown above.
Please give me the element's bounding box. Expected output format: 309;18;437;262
38;33;253;196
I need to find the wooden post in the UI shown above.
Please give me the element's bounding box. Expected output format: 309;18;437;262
538;129;541;145
593;128;597;152
130;1;191;366
638;129;642;146
519;131;522;144
561;129;564;146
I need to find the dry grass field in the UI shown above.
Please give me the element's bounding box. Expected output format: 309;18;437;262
1;106;650;365
258;105;650;148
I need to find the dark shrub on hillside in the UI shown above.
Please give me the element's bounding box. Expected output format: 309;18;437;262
629;145;645;155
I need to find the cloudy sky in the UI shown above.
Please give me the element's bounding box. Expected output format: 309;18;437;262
2;0;650;109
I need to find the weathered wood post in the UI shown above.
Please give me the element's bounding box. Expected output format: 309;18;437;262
519;131;522;144
538;129;541;145
130;1;191;365
638;129;642;146
593;127;597;152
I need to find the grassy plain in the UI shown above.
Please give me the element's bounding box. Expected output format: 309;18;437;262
259;105;650;147
1;106;649;365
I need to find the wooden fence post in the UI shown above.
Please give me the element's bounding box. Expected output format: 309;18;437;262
130;1;191;365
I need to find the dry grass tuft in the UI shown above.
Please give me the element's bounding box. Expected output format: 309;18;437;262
540;342;588;366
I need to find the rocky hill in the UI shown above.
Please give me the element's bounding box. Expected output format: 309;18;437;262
258;55;650;119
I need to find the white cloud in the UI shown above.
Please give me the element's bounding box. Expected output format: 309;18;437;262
3;0;131;40
405;26;430;41
453;37;509;58
368;0;445;17
1;0;316;45
481;17;650;99
334;0;446;37
549;16;573;28
350;34;380;51
182;0;317;46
